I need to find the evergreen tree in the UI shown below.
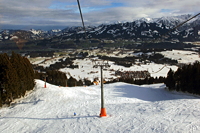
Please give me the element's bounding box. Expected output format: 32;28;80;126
165;61;200;95
165;69;175;90
23;57;35;90
77;80;83;86
84;78;92;86
194;61;200;94
68;77;77;87
46;70;67;86
0;52;35;106
0;53;18;104
173;67;182;91
0;62;6;106
10;52;26;96
179;65;189;92
159;76;165;83
148;77;155;84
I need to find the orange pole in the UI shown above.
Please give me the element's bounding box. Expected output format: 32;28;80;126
100;108;107;117
44;81;46;88
44;75;47;88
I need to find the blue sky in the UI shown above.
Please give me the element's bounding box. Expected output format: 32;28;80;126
80;2;125;13
49;2;125;13
49;1;73;10
0;0;199;30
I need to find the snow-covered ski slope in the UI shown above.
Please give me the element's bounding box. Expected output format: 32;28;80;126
0;80;200;133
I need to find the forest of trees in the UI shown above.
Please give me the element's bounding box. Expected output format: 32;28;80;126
35;70;93;87
0;52;35;107
106;76;166;85
35;70;68;87
165;61;200;95
0;51;92;107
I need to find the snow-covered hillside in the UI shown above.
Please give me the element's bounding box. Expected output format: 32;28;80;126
159;50;200;64
29;48;200;82
0;80;200;133
59;58;178;81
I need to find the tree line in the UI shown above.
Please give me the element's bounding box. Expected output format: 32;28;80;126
0;51;93;107
165;61;200;95
106;76;165;85
35;70;93;87
0;52;35;107
107;61;200;96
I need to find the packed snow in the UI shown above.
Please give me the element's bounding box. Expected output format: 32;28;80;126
0;80;200;133
159;50;200;64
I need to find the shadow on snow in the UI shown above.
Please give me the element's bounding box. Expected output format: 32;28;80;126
107;82;197;102
0;115;99;120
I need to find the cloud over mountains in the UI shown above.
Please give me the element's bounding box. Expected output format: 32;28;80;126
0;0;199;30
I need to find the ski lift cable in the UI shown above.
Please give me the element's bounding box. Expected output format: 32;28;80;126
76;0;199;43
143;12;200;44
144;13;200;74
77;0;87;39
76;1;199;75
166;13;200;35
148;65;167;74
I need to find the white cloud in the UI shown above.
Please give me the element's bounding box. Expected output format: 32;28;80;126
0;0;199;30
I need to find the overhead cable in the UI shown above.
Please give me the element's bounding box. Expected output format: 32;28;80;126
77;0;87;39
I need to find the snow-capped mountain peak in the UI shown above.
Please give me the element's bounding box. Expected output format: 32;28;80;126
30;29;45;35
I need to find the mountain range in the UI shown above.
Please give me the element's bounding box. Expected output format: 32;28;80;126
0;14;200;49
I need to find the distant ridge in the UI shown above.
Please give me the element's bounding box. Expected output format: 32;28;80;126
0;14;200;44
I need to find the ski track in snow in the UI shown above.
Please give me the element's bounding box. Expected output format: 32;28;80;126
0;80;200;133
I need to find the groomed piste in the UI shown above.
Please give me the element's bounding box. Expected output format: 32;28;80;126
0;80;200;133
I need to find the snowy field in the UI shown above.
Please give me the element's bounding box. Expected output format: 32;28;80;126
60;58;178;81
0;80;200;133
28;49;200;81
158;50;200;64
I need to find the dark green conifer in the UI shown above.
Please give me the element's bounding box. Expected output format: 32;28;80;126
68;77;77;87
77;79;83;86
165;69;175;90
0;53;18;104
